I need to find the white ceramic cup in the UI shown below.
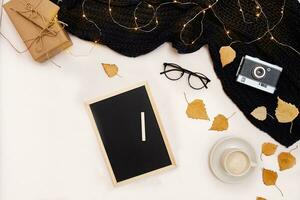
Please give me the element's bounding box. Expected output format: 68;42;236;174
222;148;256;177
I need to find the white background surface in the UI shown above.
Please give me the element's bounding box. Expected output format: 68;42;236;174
0;3;300;199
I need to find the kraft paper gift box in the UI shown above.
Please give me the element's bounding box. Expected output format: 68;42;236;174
3;0;72;62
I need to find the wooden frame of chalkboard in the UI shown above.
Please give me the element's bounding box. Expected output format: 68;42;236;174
85;82;176;186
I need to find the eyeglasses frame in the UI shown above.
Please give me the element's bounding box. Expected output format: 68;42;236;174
160;63;211;90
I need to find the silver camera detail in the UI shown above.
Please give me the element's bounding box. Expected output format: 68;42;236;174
236;55;282;94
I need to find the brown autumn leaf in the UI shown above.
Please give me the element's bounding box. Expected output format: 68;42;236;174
209;114;228;131
102;63;119;78
262;143;278;156
278;152;296;171
262;169;284;197
256;197;266;200
275;97;299;123
251;106;267;121
219;46;236;67
262;168;278;186
186;99;209;120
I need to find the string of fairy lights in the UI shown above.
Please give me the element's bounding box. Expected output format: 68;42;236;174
229;0;282;46
237;0;261;24
81;0;300;56
81;0;102;43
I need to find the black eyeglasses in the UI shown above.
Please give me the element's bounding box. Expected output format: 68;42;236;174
160;63;211;90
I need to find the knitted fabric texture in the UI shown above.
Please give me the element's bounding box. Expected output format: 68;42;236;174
53;0;300;147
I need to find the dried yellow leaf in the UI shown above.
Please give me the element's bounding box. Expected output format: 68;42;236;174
262;168;278;186
219;46;236;67
209;114;228;131
186;99;209;120
251;106;267;121
278;152;296;171
262;143;277;156
275;97;299;123
256;197;266;200
102;63;119;78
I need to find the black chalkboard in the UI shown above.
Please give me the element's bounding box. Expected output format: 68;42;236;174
86;83;175;185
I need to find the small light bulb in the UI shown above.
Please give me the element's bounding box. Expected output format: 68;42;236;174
156;19;158;24
173;0;177;2
82;14;86;18
239;9;242;12
134;27;138;31
256;13;260;17
270;36;274;40
183;24;186;27
226;30;230;34
256;6;260;9
208;5;212;8
109;8;112;12
203;10;206;14
148;4;152;8
135;17;137;20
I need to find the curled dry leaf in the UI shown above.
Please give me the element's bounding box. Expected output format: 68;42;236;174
275;97;299;123
102;63;119;78
262;143;278;156
251;106;267;121
278;152;296;171
186;99;209;120
256;197;266;200
219;46;236;67
262;168;278;186
209;114;228;131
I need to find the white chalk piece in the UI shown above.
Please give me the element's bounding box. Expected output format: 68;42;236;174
141;112;146;141
86;84;175;185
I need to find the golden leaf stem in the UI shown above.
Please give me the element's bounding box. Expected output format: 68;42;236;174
267;113;274;120
228;112;236;119
184;92;190;104
289;145;299;153
275;184;284;198
289;121;293;134
260;153;263;161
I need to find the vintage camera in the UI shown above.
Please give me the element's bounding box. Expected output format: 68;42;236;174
236;55;282;94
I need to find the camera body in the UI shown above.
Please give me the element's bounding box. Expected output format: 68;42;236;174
236;55;282;94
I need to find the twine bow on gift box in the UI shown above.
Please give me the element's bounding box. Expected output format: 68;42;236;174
19;1;45;22
1;0;72;65
9;1;66;53
23;22;60;53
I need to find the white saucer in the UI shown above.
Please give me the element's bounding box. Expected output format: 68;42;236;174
209;136;257;184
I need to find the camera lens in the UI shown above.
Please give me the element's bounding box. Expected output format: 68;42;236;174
252;66;266;79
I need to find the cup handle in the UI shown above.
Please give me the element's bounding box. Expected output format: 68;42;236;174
250;162;257;167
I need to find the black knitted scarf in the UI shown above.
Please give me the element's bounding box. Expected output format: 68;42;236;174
52;0;300;147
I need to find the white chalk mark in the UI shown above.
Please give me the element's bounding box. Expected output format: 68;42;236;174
141;112;146;142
